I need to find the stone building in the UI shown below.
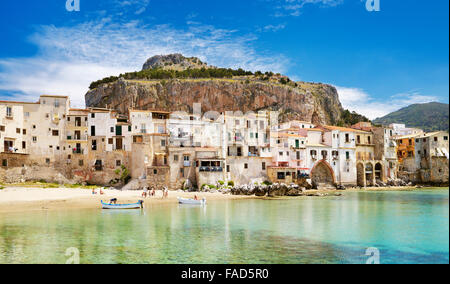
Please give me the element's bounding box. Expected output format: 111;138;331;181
373;126;398;180
129;110;170;188
414;131;449;184
316;125;358;187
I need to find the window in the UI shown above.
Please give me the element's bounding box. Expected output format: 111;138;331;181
52;130;59;136
110;127;114;133
161;140;166;147
279;152;283;156
16;128;20;134
6;107;12;117
434;137;438;142
310;150;317;156
184;155;190;161
244;163;248;169
2;159;7;167
443;136;448;141
174;155;179;162
153;169;158;175
79;160;84;166
0;125;4;131
346;151;350;160
91;126;96;136
54;100;60;108
108;138;113;145
277;172;286;180
116;160;122;167
45;158;50;164
235;120;240;126
22;129;26;135
322;151;328;159
95;160;102;171
296;152;300;159
91;113;95;118
32;136;37;142
262;162;266;170
226;165;230;173
92;140;97;151
345;134;350;143
32;125;36;129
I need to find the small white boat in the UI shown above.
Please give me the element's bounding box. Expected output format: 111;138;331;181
177;197;207;205
101;200;144;209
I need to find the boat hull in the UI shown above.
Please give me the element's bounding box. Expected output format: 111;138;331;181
101;201;143;209
177;197;206;205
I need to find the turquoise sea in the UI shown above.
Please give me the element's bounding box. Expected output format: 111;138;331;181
0;190;448;264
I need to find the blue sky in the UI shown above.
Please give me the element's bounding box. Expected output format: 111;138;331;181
0;0;448;119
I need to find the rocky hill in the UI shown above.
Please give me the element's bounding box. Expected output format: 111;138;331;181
142;54;209;71
373;102;449;132
85;54;369;125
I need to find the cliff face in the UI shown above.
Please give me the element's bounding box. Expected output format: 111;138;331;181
85;78;344;125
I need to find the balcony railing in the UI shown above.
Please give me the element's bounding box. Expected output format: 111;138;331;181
72;148;84;154
67;135;88;141
183;161;191;167
199;166;223;172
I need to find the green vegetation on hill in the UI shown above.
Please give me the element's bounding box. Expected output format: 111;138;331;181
373;102;449;132
89;67;255;90
338;109;370;126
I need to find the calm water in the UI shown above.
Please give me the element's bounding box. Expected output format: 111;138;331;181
0;190;448;264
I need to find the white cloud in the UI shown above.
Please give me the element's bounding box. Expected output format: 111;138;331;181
274;0;344;17
336;86;440;120
0;19;288;107
261;24;286;32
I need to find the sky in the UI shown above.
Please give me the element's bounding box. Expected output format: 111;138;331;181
0;0;448;119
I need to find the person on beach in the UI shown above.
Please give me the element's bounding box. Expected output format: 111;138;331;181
92;189;97;195
194;195;199;201
142;187;148;198
151;187;156;197
100;188;104;195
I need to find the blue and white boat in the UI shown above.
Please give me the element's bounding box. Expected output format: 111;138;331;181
101;200;144;209
177;197;206;206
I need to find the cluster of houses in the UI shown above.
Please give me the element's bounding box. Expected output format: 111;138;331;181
1;95;449;189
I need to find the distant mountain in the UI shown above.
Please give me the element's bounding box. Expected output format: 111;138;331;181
373;102;449;132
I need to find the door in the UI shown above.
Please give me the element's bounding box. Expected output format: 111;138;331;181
116;138;123;150
116;125;122;136
295;140;300;148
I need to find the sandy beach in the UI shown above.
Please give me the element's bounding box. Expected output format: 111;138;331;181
0;187;252;214
0;185;447;214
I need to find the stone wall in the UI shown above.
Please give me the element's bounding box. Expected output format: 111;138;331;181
146;166;170;188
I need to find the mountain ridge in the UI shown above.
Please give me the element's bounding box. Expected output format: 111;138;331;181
373;102;449;132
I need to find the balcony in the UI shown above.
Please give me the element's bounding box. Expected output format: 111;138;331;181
199;166;223;172
72;148;84;154
183;161;191;167
67;135;88;141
